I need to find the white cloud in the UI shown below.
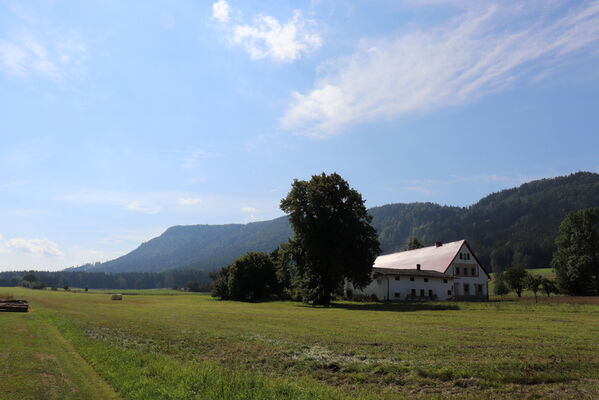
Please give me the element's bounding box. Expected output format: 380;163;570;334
241;206;258;213
232;10;322;62
6;238;64;258
179;197;202;205
126;201;161;214
212;0;231;23
0;32;87;80
282;2;599;136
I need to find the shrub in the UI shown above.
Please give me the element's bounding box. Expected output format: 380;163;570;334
31;281;47;290
185;281;201;292
227;252;279;302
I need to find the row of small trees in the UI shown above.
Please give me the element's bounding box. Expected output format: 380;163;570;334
494;266;557;303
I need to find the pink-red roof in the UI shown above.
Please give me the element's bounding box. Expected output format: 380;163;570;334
373;240;465;274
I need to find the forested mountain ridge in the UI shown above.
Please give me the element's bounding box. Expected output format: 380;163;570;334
76;216;293;273
77;172;599;273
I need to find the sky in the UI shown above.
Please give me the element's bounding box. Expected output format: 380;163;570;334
1;0;599;271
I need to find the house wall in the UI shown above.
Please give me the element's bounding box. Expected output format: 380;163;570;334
445;243;489;299
352;274;454;301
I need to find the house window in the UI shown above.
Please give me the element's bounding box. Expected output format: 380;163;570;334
394;292;401;298
477;284;483;294
428;289;433;297
459;253;463;259
464;284;470;294
456;267;460;275
448;289;452;295
394;276;400;281
471;267;475;276
410;276;414;281
420;289;425;297
443;279;448;283
463;268;468;276
424;278;429;282
411;289;416;296
467;253;471;260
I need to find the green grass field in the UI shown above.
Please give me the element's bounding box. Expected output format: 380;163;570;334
1;288;599;399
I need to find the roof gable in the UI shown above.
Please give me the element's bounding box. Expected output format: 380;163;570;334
373;240;465;274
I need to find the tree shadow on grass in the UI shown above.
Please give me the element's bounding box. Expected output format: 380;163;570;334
302;302;460;312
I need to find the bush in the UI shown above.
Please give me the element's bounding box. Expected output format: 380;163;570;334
228;252;279;302
185;281;201;292
31;281;47;290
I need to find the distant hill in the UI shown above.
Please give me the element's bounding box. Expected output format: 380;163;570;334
77;172;599;273
75;216;293;273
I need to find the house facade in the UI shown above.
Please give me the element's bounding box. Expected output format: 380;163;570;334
351;240;490;301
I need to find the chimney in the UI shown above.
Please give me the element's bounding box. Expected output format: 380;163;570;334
435;241;442;247
417;264;421;270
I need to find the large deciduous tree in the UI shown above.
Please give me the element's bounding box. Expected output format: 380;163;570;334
280;173;381;305
551;208;599;295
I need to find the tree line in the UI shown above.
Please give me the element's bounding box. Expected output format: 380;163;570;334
0;269;211;291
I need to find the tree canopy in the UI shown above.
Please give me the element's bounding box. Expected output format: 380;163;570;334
227;252;279;301
405;237;424;250
503;266;528;297
280;173;381;305
551;208;599;295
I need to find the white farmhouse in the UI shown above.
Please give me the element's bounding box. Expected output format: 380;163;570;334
351;240;490;301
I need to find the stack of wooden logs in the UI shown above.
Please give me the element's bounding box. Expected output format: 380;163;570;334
0;299;29;312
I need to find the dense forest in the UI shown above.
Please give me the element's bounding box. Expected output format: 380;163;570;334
0;269;211;290
372;172;599;270
71;172;599;274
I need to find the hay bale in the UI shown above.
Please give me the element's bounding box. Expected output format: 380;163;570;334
111;294;123;300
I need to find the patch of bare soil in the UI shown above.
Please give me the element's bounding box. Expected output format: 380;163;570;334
38;372;57;386
10;324;33;339
33;352;58;362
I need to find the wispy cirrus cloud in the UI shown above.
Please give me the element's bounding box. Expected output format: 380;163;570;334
282;2;599;137
0;32;87;80
57;190;163;215
212;1;322;63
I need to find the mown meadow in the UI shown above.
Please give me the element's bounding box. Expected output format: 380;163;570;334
1;287;599;399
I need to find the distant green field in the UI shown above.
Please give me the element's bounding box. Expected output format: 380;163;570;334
1;287;599;399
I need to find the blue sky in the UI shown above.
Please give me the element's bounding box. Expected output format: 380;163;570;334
1;0;599;271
